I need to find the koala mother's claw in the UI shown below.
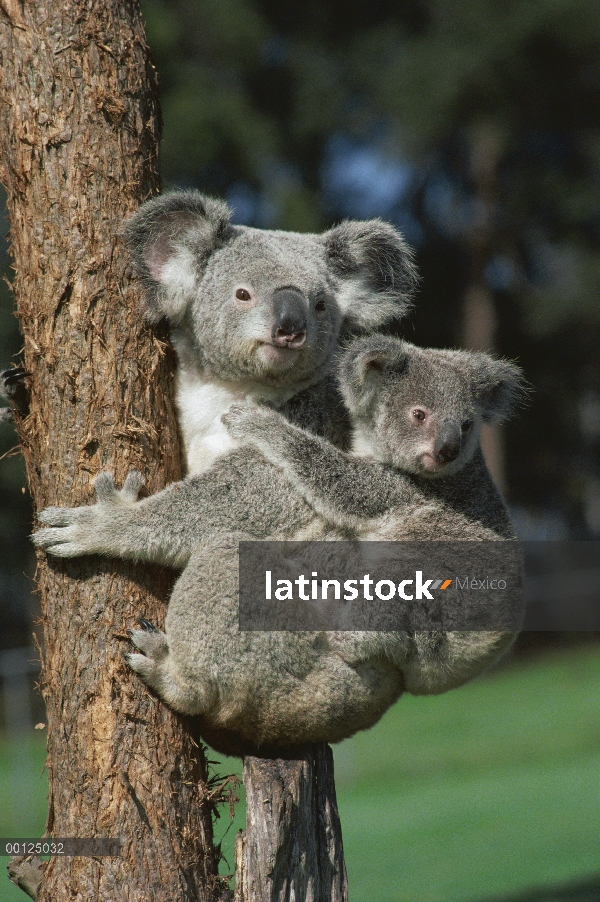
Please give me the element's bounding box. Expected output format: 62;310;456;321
128;620;167;651
127;621;168;674
1;366;32;416
138;616;161;633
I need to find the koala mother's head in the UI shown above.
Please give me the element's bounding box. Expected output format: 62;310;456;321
123;191;418;389
340;336;525;477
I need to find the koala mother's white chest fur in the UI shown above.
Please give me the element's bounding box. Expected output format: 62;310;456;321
176;370;294;475
176;375;239;474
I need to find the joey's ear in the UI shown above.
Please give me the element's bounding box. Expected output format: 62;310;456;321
339;336;409;414
470;355;528;423
122;191;232;323
322;219;418;330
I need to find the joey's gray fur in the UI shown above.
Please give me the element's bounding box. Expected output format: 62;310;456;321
221;336;525;702
33;336;525;755
122;190;417;472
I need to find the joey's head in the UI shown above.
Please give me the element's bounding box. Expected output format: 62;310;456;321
339;336;525;477
123;191;418;390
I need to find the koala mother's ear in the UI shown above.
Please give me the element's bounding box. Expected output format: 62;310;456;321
122;191;232;324
322;219;419;330
470;355;528;424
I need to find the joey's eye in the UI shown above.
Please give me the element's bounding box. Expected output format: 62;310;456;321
315;298;326;312
412;409;426;422
461;419;473;433
235;288;251;302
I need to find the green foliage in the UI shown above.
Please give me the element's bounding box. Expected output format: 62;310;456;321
351;0;600;142
0;189;32;622
0;733;47;902
142;0;279;189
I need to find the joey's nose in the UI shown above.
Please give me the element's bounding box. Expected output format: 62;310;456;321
272;288;307;348
434;424;461;463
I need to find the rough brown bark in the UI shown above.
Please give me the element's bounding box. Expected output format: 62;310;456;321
235;746;348;902
0;3;220;900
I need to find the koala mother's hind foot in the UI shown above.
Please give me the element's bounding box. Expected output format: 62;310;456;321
126;618;207;716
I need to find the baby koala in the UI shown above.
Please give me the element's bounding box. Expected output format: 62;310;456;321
223;334;522;542
220;335;526;697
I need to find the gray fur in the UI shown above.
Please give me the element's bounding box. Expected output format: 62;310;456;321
122;190;417;473
222;336;526;699
33;337;525;754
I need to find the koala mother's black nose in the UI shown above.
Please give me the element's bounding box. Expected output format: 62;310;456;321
271;288;307;348
434;424;461;464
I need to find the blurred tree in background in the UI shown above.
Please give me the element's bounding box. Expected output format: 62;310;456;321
0;204;34;650
2;0;600;647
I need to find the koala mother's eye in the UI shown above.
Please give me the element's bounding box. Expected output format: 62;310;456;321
412;409;426;422
235;288;252;302
315;296;326;312
461;419;474;433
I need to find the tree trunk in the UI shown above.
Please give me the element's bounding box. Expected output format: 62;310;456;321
235;746;348;902
463;122;506;494
0;3;220;900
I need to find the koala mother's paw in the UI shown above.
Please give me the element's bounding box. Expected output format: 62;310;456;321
126;618;208;716
125;619;171;693
1;366;31;417
32;504;101;557
31;471;145;558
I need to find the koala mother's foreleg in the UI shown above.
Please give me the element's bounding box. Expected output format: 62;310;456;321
32;471;204;568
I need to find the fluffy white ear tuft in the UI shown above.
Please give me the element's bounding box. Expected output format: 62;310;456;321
338;335;410;415
122;191;232;323
323;219;418;330
468;355;528;424
335;279;403;331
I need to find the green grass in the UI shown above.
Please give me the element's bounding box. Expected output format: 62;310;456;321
0;733;48;902
1;646;600;902
332;645;600;901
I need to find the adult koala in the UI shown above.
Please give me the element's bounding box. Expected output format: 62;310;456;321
123;191;418;472
33;336;524;754
32;191;418;754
